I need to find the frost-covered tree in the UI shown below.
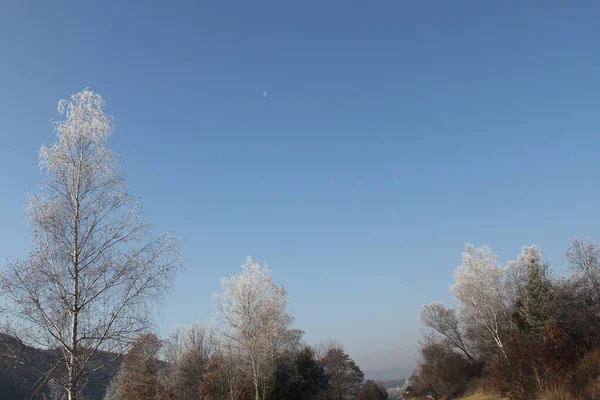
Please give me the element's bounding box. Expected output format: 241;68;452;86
512;246;551;334
213;257;293;400
420;302;475;362
0;89;183;400
567;238;600;304
451;244;511;358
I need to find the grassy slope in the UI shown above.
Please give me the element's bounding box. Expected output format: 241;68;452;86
460;394;508;400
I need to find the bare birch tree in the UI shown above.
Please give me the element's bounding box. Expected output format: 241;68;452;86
213;257;292;400
0;89;184;400
451;244;511;358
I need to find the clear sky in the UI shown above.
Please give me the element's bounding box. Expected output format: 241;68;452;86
2;1;600;379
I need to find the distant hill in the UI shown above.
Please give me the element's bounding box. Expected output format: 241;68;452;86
0;333;120;400
375;378;406;389
363;363;413;382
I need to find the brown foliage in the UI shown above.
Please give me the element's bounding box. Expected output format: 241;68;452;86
321;346;364;400
197;352;253;400
416;335;481;399
356;380;388;400
117;333;162;400
417;239;600;399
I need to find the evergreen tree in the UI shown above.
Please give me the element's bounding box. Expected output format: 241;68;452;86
266;346;329;400
516;246;552;334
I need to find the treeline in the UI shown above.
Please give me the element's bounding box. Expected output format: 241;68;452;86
101;258;379;400
102;332;369;400
0;89;392;400
409;240;600;400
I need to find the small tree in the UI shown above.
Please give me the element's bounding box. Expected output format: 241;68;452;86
295;346;329;399
567;238;600;304
117;333;162;400
356;380;388;400
417;334;472;399
320;345;364;400
266;346;329;400
0;89;183;399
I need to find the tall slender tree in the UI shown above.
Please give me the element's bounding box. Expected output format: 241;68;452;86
451;244;512;358
567;238;600;304
513;246;551;334
0;89;183;400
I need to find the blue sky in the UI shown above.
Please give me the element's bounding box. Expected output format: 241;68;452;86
2;1;600;379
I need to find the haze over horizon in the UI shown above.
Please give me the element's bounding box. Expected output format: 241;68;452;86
2;1;600;380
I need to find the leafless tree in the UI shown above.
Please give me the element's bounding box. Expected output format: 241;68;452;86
315;340;344;360
451;244;512;359
0;89;183;400
417;333;471;399
164;323;216;400
567;238;600;303
213;257;293;400
420;302;476;362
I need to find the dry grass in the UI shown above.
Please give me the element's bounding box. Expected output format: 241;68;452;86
459;394;508;400
536;384;580;400
459;377;506;400
461;389;579;400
